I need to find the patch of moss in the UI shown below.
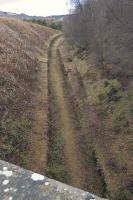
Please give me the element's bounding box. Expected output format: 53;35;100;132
19;153;27;166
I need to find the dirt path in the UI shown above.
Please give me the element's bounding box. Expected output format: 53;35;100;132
26;53;48;175
48;36;89;189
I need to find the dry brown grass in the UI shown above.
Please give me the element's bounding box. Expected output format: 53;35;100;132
0;17;58;169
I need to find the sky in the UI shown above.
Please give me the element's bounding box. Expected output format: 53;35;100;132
0;0;69;16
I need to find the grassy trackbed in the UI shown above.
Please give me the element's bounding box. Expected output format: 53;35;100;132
48;36;87;188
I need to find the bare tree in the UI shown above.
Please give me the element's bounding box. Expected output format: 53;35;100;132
64;0;133;75
71;0;82;10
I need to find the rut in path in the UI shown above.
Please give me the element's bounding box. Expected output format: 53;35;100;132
48;36;89;189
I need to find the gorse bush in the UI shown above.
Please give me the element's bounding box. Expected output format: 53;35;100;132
88;79;121;105
111;91;133;133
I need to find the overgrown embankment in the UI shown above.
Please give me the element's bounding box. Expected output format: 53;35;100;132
0;17;58;173
48;36;86;187
59;38;133;200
